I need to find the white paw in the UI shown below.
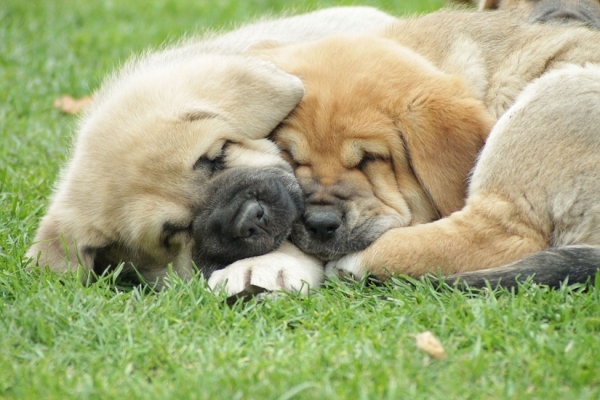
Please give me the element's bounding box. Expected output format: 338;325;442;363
207;242;324;297
325;252;366;280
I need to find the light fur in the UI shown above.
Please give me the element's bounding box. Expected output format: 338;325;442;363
380;9;600;118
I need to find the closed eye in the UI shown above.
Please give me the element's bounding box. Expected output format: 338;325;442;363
194;141;230;174
161;221;193;249
357;153;386;170
280;148;300;168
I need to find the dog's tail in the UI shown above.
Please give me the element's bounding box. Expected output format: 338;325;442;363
444;245;600;290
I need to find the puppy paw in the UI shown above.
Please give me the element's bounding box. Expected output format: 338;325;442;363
325;252;367;281
208;242;324;297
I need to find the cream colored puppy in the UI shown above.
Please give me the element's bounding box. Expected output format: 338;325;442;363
26;7;396;293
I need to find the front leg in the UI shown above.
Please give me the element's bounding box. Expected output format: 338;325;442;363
208;241;324;296
327;193;547;281
325;252;368;280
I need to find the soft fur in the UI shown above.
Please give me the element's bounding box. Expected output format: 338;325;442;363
328;64;600;287
253;8;600;285
381;9;600;118
26;7;396;293
254;35;493;261
191;166;304;276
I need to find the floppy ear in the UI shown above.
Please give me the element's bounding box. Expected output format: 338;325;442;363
169;54;304;140
394;76;495;216
208;56;305;140
26;210;106;281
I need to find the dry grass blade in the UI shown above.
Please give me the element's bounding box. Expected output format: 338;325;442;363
54;94;93;114
414;331;448;360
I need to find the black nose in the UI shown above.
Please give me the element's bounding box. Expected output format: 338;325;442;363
304;208;341;242
233;201;266;238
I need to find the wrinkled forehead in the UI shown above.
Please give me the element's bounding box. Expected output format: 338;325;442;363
139;117;288;173
274;113;401;171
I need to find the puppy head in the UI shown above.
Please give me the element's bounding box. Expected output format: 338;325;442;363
191;166;304;277
254;35;494;261
26;55;304;284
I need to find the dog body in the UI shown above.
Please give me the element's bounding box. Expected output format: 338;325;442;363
328;64;600;286
26;7;396;292
255;9;600;285
382;9;600;118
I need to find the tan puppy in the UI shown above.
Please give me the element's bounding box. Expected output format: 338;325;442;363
253;8;600;285
254;35;494;262
26;6;396;293
328;64;600;287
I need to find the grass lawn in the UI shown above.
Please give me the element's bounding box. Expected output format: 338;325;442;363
2;0;600;398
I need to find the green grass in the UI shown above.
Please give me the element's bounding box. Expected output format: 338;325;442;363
2;0;600;398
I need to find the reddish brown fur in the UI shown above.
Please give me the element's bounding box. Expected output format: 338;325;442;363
254;35;495;260
258;35;493;220
361;192;548;279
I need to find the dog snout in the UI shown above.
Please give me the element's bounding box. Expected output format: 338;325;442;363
304;207;342;242
233;200;266;238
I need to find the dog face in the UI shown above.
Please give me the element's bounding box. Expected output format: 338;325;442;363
254;35;494;261
192;166;303;277
27;55;305;284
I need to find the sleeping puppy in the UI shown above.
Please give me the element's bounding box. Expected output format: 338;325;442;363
253;35;494;262
253;8;600;286
27;54;322;290
477;0;600;30
26;6;396;293
328;64;600;288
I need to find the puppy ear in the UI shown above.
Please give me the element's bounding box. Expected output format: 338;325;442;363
26;211;105;281
395;77;495;217
234;59;304;139
203;56;305;140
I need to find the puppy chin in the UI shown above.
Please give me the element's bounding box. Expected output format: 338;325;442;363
290;214;405;261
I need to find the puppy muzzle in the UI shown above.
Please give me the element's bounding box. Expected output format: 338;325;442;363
192;166;304;277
